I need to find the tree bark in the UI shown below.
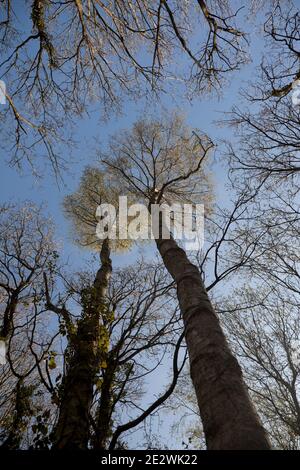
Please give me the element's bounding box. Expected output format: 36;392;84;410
1;379;34;450
155;236;270;450
52;238;112;449
93;360;116;449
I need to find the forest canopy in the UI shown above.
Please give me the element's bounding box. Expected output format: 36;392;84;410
1;0;300;454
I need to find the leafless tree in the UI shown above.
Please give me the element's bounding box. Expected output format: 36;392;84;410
0;0;247;175
43;258;184;449
0;202;186;449
225;1;300;187
0;203;56;341
100;112;270;449
0;203;59;449
221;287;300;449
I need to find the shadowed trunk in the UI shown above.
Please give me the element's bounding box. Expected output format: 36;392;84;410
1;379;34;450
93;360;116;449
155;235;270;450
1;288;21;339
52;239;112;449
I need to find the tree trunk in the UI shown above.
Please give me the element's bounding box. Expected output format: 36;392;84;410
155;236;270;450
93;360;116;449
52;239;112;449
1;379;34;450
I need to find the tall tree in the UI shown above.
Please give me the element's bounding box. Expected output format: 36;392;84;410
0;203;58;449
100;113;270;449
46;170;120;448
41;258;184;449
44;240;112;449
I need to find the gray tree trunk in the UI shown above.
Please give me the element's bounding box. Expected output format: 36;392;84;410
155;236;270;449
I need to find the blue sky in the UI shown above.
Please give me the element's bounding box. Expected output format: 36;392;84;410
0;43;263;267
0;0;267;269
